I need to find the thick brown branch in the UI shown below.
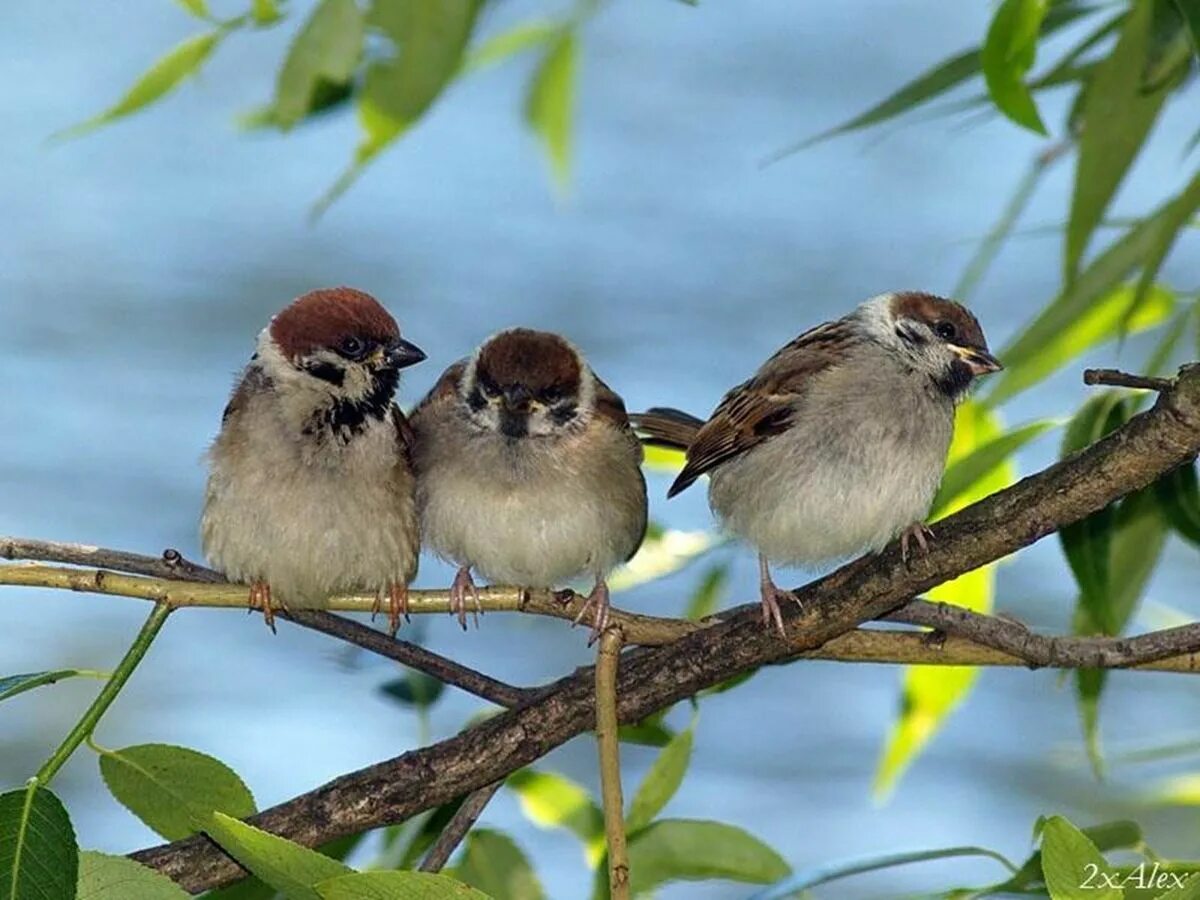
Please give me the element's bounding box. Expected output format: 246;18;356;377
128;364;1200;892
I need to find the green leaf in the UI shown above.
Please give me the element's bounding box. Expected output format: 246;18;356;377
380;672;446;710
684;564;728;620
464;20;560;73
315;871;490;899
930;418;1057;517
1155;872;1200;899
0;670;103;704
993;170;1200;406
274;0;363;129
1041;816;1121;900
1105;483;1169;634
204;812;351;900
391;799;465;871
0;786;78;900
1177;0;1200;58
985;819;1142;895
77;851;189;900
252;0;283;26
55;31;222;139
642;444;686;473
507;769;604;866
626;719;695;832
609;529;720;592
525;31;577;195
98;743;256;841
1158;463;1200;546
625;819;789;894
618;712;675;748
173;0;210;18
451;828;544;900
981;0;1049;134
1066;0;1170;280
989;281;1176;405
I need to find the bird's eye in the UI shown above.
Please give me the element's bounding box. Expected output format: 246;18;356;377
934;321;957;341
338;336;367;359
541;387;563;404
478;377;501;398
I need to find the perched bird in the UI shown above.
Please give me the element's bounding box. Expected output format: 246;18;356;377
632;291;1002;634
410;328;647;639
202;287;427;634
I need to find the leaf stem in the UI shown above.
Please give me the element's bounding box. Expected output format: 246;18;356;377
33;602;172;786
596;627;631;899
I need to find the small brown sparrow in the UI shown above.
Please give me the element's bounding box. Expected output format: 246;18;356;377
201;287;427;634
410;328;647;639
632;291;1002;634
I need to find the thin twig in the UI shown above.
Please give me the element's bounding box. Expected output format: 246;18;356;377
417;781;503;873
1084;368;1174;392
596;628;630;899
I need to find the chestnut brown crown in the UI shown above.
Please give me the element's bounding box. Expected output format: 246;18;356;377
889;292;990;353
474;328;583;398
269;288;402;361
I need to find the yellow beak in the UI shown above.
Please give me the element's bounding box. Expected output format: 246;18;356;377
950;344;1003;375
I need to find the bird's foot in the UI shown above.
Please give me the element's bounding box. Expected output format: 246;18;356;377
572;578;611;645
247;579;283;634
900;521;935;566
758;556;800;637
385;581;409;637
449;566;481;631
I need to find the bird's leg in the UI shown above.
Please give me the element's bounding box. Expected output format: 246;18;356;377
386;581;409;637
448;566;481;631
900;522;935;566
248;579;278;634
572;576;611;645
758;554;799;637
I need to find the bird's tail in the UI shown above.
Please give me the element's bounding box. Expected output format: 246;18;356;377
629;407;704;450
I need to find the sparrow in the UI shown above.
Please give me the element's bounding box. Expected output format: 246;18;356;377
409;328;648;640
632;291;1002;635
201;287;427;634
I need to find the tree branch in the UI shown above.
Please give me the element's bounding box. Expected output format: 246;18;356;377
119;364;1200;892
596;628;630;898
416;781;503;873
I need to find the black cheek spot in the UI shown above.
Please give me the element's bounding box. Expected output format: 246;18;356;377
549;402;577;425
466;388;487;412
896;325;927;347
304;361;345;387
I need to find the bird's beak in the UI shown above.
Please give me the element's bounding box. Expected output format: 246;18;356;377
502;384;532;415
385;338;427;370
950;345;1003;375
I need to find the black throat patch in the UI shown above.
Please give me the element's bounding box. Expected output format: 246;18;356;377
932;359;973;401
303;366;399;444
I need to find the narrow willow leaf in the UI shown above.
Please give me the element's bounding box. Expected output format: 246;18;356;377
626;819;790;894
174;0;210;18
1066;0;1169;280
316;871;490;899
684;563;729;620
0;786;78;900
642;444;687;473
992;170;1200;404
1041;816;1121;900
618;711;676;748
1157;463;1200;546
507;769;605;866
98;743;256;841
1106;484;1168;633
205;812;351;900
274;0;363;129
1177;0;1200;57
750;846;1016;899
981;0;1049;134
464;20;559;73
251;0;282;26
1127;177;1200;333
55;31;222;139
0;669;102;703
626;718;695;832
451;828;545;900
379;671;446;710
608;529;720;592
989;281;1176;405
1077;668;1106;778
525;31;577;195
930;418;1057;516
77;851;189;900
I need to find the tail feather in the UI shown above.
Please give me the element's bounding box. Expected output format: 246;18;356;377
629;407;704;450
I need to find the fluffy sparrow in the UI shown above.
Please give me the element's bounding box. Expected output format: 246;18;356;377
201;287;427;633
410;328;647;639
632;291;1002;634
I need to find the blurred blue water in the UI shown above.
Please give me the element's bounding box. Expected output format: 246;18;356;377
2;2;1198;898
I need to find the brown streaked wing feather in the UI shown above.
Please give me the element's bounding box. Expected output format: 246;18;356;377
412;359;467;418
592;375;633;432
668;319;858;497
390;405;416;465
629;407;704;450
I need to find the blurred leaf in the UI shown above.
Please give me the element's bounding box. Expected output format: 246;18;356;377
930;418;1057;516
1032;10;1125;90
0;669;102;703
1177;0;1200;57
1155;873;1200;899
174;0;210;18
394;799;464;870
981;0;1049;134
77;852;189;900
203;834;356;900
1106;484;1169;634
55;30;223;139
316;0;480;215
748;846;1016;899
273;0;363;129
983;819;1142;894
451;828;544;900
507;769;605;866
525;31;577;195
608;529;720;592
619;710;675;747
316;871;489;899
626;718;695;832
993;170;1200;404
204;812;351;900
252;0;283;26
1145;308;1194;376
1157;463;1200;545
98;743;256;841
465;20;560;73
625;819;790;894
1067;0;1169;280
380;671;446;710
684;563;729;620
1041;816;1121;900
1128;180;1200;334
0;786;77;900
1077;668;1107;778
989;282;1176;405
642;444;687;473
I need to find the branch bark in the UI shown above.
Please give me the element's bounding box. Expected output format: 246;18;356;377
117;363;1200;892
